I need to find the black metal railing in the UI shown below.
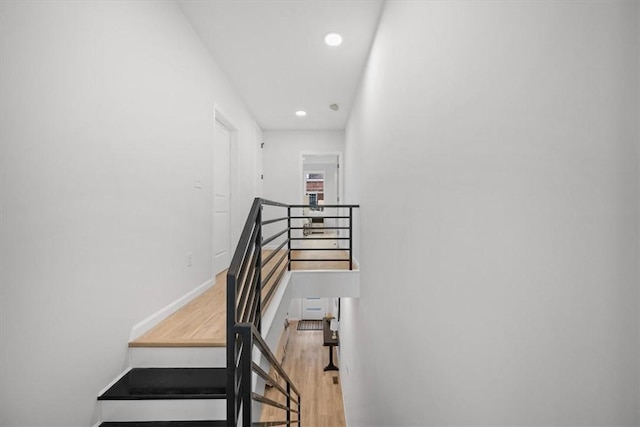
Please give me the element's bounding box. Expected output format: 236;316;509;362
234;323;301;427
287;204;358;270
226;198;359;426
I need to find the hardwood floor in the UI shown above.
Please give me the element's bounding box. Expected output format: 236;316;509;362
130;235;355;347
129;271;227;347
260;321;346;427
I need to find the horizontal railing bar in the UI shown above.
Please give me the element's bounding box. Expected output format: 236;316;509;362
291;247;347;251
289;204;360;208
262;241;288;265
236;324;301;396
262;262;287;309
240;267;261;324
262;250;288;290
262;216;288;225
290;226;350;230
260;199;289;208
236;225;259;292
290;237;350;241
252;392;290;412
228;199;262;277
236;235;259;295
234;237;255;298
251;362;291;400
236;247;260;323
290;258;350;262
289;216;350;219
262;228;289;247
246;282;261;325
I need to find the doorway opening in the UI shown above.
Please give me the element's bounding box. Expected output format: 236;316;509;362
300;153;342;247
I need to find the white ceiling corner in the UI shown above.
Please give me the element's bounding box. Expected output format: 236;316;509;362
178;0;384;131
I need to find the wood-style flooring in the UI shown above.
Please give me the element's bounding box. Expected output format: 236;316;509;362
129;238;354;347
129;270;228;347
260;321;346;427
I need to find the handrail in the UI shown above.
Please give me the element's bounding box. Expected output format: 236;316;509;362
227;198;360;426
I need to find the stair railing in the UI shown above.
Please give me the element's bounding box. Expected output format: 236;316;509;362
226;198;359;426
227;198;296;426
287;204;359;270
234;322;301;427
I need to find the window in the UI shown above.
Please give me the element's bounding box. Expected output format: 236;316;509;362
305;172;324;210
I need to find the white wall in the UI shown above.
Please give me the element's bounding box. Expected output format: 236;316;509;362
0;1;261;425
262;130;344;205
342;1;639;426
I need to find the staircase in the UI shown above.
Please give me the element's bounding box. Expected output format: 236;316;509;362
98;368;227;426
96;198;359;427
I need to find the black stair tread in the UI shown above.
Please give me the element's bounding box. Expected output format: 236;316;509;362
99;422;227;427
98;368;227;400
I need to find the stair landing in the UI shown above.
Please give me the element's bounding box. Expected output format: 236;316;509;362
129;246;353;348
129;272;227;347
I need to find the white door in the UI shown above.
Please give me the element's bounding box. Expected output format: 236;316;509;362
213;120;231;274
302;297;326;320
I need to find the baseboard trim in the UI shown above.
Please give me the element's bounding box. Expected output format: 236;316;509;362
97;367;131;398
129;278;214;342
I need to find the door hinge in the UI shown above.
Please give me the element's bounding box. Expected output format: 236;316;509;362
261;142;264;149
261;174;264;180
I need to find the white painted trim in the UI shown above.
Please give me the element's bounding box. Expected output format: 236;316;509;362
97;367;132;398
129;278;214;341
213;105;239;276
100;398;225;421
213;104;238;132
129;346;226;368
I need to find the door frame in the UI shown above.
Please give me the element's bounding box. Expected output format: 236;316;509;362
254;124;264;198
213;106;238;277
299;152;343;205
299;152;344;244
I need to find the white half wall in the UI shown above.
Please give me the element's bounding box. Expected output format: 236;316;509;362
0;1;261;425
342;1;639;426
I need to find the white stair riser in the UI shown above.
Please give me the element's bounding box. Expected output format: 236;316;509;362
130;347;226;368
100;399;226;421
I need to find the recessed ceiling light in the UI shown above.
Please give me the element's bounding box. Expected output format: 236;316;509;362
324;33;342;47
295;110;307;117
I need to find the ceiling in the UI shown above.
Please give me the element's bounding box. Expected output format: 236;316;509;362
178;0;384;130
